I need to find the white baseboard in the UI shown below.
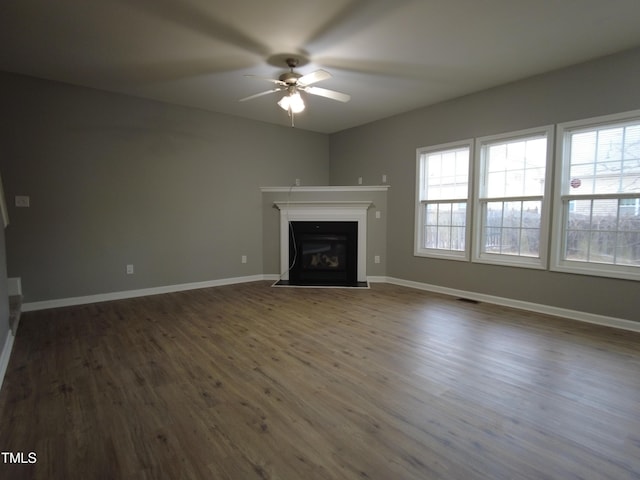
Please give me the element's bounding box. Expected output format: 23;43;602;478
18;273;640;333
0;330;15;393
22;275;269;312
384;276;640;333
367;276;388;283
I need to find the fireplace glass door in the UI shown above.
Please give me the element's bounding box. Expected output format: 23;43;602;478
302;234;347;273
289;221;357;286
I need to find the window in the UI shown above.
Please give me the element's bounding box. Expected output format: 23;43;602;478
552;110;640;280
473;126;554;268
415;140;472;260
414;111;640;280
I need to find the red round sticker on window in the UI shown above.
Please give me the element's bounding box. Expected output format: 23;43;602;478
570;178;581;188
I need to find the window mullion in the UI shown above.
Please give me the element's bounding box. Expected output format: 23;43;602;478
620;126;627;192
593;130;600;194
586;199;594;262
613;198;621;265
561;192;640;201
479;195;543;203
421;198;468;205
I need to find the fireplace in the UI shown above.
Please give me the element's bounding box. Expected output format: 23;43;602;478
273;200;372;287
288;221;358;286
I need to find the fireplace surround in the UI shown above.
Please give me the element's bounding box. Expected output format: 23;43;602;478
274;201;371;286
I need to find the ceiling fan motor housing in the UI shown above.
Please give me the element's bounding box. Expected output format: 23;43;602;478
279;71;302;85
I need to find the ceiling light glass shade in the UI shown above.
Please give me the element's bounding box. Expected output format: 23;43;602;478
278;92;305;113
288;92;305;113
277;95;290;111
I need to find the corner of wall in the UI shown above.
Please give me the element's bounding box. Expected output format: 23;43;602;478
8;277;21;296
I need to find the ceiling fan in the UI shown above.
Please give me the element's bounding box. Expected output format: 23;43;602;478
239;57;350;125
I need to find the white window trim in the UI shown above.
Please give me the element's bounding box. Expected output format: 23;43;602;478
550;109;640;281
472;125;554;270
414;139;473;261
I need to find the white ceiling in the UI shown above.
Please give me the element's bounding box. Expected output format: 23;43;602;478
2;0;640;133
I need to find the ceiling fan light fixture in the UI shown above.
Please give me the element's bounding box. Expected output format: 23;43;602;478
277;94;290;111
278;91;305;113
289;92;305;113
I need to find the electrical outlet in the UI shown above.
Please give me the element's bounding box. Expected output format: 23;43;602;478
241;255;247;264
126;264;134;275
295;178;301;186
15;195;30;207
358;176;363;185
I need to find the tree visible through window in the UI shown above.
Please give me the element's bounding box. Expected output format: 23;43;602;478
474;126;553;268
555;116;640;277
415;141;472;259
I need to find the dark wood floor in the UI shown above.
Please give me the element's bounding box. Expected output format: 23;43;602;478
1;281;639;479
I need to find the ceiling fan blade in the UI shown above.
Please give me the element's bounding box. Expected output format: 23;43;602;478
244;74;287;86
239;88;282;102
304;0;411;52
316;57;469;83
303;86;351;103
120;0;271;57
298;69;331;86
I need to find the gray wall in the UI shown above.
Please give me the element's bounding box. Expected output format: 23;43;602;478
0;72;330;302
329;47;640;322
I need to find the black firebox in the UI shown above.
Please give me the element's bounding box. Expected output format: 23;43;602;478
286;221;359;287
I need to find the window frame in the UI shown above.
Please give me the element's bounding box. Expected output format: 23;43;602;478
414;139;474;261
551;110;640;281
472;125;554;269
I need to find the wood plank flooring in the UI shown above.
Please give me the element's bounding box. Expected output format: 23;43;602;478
0;281;639;479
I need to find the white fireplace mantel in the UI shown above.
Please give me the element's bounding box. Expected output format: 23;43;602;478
274;201;372;282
